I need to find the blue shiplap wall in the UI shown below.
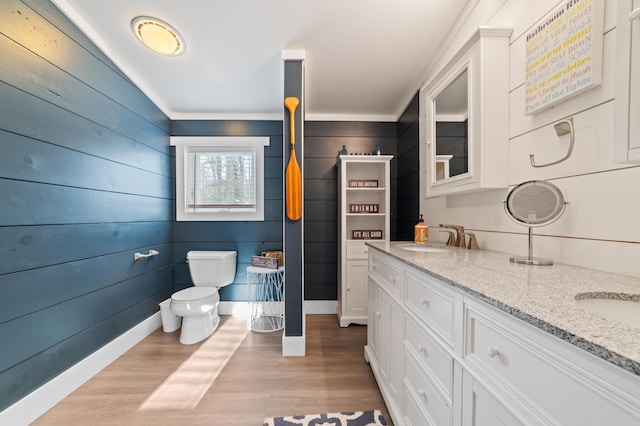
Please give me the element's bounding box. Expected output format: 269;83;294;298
170;121;283;301
396;93;421;240
304;121;398;299
171;120;400;304
0;0;173;411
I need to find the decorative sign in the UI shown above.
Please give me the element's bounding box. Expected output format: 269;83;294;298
524;0;603;115
348;179;378;188
351;229;383;240
251;256;279;269
349;203;379;213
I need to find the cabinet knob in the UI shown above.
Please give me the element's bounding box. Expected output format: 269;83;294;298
347;287;350;291
376;311;381;317
418;389;428;401
372;262;377;270
487;346;500;358
418;345;428;356
629;8;640;22
421;298;430;307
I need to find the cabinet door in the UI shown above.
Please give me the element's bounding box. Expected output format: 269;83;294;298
368;279;379;356
616;0;640;162
376;285;404;417
631;0;640;152
462;371;523;426
345;260;368;317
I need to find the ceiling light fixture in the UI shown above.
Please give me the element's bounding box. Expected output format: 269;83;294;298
131;16;185;56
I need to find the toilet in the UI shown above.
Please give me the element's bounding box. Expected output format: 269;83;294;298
169;250;237;345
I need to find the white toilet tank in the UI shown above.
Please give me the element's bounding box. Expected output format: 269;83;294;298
186;250;237;287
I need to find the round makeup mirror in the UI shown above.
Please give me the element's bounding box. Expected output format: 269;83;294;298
503;180;568;266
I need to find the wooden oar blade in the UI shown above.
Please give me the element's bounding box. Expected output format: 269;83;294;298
286;152;302;220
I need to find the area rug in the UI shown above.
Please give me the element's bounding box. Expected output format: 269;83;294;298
263;410;388;426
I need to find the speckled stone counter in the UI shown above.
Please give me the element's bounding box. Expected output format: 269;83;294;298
366;241;640;377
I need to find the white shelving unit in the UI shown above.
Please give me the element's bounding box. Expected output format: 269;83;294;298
337;155;392;327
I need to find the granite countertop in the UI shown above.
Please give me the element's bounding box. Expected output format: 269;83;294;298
366;241;640;377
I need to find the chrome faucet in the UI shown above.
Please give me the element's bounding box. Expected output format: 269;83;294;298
439;224;465;247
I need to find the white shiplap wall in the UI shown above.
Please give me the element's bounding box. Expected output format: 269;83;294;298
420;0;640;277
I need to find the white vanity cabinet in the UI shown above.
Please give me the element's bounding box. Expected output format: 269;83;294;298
337;155;392;327
420;27;512;198
365;248;640;426
615;0;640;163
366;249;404;420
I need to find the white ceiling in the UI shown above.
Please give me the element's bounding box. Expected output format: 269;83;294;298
51;0;473;121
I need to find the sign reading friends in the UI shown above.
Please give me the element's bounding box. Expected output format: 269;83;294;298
524;0;604;115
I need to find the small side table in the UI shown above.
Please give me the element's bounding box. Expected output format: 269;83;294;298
246;266;284;332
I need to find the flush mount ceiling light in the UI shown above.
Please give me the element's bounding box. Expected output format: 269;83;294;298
131;16;185;56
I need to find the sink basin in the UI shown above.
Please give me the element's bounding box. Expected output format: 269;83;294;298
396;243;450;253
575;294;640;329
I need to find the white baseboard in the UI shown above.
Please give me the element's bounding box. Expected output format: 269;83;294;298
219;300;336;316
282;335;306;356
304;300;337;314
218;301;250;316
0;313;161;426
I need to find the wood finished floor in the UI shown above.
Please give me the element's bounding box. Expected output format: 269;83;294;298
33;315;392;426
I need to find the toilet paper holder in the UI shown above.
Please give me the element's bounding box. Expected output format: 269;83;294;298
134;250;159;261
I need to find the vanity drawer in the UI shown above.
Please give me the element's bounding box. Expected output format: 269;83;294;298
404;314;453;402
369;250;403;295
347;242;368;259
404;350;452;426
405;270;455;344
464;302;640;425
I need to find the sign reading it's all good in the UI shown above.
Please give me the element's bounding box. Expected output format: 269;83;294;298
524;0;604;115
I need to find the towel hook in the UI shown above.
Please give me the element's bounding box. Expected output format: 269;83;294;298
530;117;574;168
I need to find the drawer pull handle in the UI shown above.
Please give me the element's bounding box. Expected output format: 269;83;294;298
421;298;430;307
487;346;500;358
418;345;428;356
418;389;427;401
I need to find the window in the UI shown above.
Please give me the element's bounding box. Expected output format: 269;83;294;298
170;137;270;221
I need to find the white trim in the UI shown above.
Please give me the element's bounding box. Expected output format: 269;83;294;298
170;112;284;120
0;313;161;426
304;300;337;314
170;136;270;222
281;49;306;60
170;136;269;147
218;301;249;317
305;113;396;122
282;335;306;356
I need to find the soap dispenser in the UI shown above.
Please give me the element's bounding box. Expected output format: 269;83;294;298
414;214;428;244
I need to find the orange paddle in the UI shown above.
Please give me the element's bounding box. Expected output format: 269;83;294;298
285;97;302;221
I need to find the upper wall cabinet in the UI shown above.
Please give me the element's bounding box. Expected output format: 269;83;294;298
420;27;512;198
615;0;640;164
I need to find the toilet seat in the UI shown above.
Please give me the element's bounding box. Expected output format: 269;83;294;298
171;287;218;302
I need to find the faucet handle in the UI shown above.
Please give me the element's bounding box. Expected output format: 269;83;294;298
440;224;465;247
464;232;480;250
439;230;456;246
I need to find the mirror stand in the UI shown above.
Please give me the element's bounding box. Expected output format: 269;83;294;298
510;227;553;266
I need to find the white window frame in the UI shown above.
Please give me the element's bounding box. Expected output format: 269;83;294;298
170;136;270;221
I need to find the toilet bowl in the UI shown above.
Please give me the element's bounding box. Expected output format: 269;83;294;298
168;250;237;345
